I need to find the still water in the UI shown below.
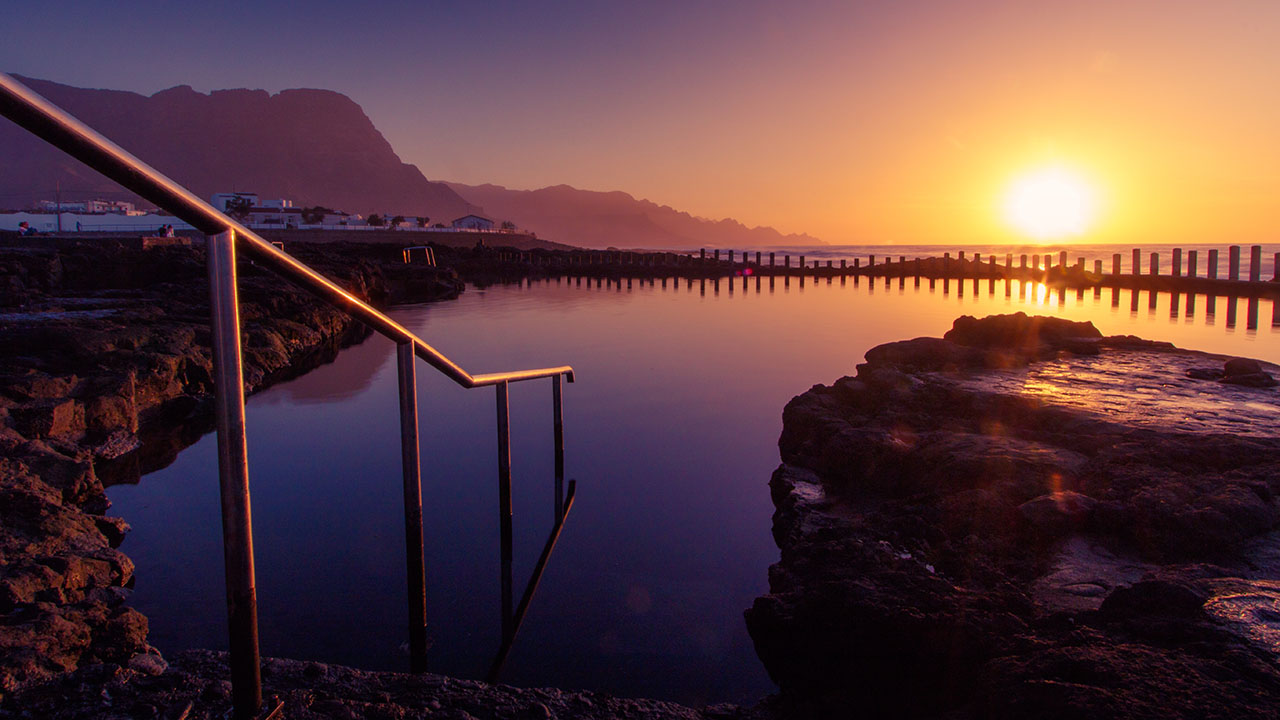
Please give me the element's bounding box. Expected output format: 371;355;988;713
109;273;1280;706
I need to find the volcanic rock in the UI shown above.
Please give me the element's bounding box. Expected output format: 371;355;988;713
748;313;1280;719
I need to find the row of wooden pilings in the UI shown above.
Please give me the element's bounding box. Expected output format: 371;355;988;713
490;245;1279;295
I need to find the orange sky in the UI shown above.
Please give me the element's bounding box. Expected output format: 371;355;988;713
9;1;1280;245
393;1;1280;246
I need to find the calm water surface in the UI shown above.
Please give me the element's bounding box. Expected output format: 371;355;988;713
109;275;1280;706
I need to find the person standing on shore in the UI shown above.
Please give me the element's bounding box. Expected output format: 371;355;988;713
17;221;37;236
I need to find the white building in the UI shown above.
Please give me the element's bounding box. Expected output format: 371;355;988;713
451;214;494;231
38;199;137;214
248;207;304;228
210;192;260;212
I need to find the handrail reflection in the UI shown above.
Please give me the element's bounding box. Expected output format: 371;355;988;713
487;479;577;682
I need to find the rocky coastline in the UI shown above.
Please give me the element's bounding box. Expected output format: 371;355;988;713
746;312;1280;718
0;238;462;700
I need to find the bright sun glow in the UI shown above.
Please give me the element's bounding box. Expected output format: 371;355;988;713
1001;166;1099;241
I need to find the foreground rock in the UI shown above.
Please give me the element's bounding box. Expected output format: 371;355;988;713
746;312;1280;719
4;649;757;720
0;238;461;695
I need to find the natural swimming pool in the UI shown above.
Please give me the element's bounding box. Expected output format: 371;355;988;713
108;273;1280;706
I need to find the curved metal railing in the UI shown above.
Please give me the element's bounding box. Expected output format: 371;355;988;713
0;72;573;718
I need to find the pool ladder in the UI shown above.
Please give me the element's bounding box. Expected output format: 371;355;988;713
0;72;576;719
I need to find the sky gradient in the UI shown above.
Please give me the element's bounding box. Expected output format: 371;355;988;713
4;1;1278;245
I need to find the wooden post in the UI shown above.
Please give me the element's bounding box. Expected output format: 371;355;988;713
1172;248;1182;277
714;249;720;262
1112;253;1121;276
756;251;762;265
1249;245;1262;282
769;252;775;267
1150;252;1159;276
1208;249;1219;279
700;248;706;263
1274;252;1280;282
784;255;790;269
799;255;805;271
1094;259;1102;276
1187;250;1197;278
840;259;846;269
728;249;734;264
1059;251;1067;269
1132;248;1141;276
1228;245;1240;280
1020;254;1027;269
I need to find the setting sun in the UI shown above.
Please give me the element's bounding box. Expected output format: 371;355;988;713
1001;166;1099;241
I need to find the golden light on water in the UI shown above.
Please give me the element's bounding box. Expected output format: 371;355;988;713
1001;166;1100;241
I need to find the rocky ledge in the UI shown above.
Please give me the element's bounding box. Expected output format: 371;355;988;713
0;239;461;697
4;650;756;720
746;312;1280;719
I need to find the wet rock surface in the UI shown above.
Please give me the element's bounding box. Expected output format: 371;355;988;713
0;239;461;696
746;312;1280;719
3;649;760;720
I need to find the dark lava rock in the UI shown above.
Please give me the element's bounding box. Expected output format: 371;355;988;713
1018;491;1097;537
1099;580;1207;620
944;311;1101;349
2;649;752;720
1222;372;1278;388
749;313;1280;719
1225;357;1264;376
1220;357;1276;387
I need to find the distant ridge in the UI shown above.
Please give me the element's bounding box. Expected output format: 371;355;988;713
0;75;480;221
449;182;825;249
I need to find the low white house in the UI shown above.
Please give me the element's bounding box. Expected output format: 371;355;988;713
451;214;494;231
38;199;138;214
248;207;304;228
210;192;260;212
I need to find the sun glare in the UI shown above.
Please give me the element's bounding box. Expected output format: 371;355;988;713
1001;166;1099;241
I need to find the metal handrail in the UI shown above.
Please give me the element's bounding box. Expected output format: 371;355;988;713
0;71;575;719
0;72;573;389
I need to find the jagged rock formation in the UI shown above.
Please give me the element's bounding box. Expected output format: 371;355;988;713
747;313;1280;719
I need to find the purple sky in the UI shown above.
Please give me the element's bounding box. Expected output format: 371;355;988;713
5;1;1280;245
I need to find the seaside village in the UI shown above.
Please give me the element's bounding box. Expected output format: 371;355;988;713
0;190;509;235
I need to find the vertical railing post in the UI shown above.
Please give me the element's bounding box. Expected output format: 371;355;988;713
207;228;262;720
495;381;513;641
552;375;565;524
396;342;428;673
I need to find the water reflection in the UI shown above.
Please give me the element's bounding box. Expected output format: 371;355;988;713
109;274;1278;708
489;479;576;681
513;275;1277;343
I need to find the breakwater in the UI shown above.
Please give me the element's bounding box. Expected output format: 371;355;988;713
483;245;1279;299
